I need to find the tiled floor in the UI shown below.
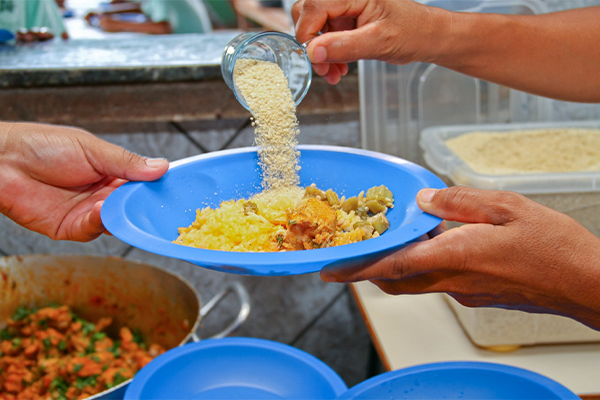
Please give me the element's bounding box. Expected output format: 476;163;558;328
0;115;378;387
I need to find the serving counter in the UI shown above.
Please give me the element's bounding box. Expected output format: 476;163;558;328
351;281;600;399
0;33;359;126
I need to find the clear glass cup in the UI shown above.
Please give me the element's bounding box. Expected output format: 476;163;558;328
221;31;312;112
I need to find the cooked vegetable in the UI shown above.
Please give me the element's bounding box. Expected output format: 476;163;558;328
325;189;340;207
304;185;326;200
279;184;394;249
370;213;390;234
365;199;387;214
341;196;359;213
0;305;165;400
366;185;394;207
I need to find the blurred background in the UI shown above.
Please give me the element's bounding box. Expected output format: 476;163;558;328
1;0;600;390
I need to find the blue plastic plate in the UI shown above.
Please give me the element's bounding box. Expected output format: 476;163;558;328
101;145;445;275
338;361;580;399
124;337;347;400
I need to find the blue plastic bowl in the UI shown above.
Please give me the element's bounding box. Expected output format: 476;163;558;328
101;145;445;275
337;361;580;399
124;337;347;400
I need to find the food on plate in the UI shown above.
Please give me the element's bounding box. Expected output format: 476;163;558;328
0;305;165;400
174;184;394;252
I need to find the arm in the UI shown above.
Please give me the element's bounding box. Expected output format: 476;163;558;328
292;0;600;102
0;122;168;242
436;7;600;102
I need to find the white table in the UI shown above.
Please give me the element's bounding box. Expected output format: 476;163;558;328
351;282;600;398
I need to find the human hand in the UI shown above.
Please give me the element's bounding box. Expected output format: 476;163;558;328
0;122;169;242
291;0;447;84
321;186;600;330
16;28;55;43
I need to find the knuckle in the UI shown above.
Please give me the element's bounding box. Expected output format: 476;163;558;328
303;0;319;13
487;190;527;222
122;148;140;166
387;249;412;279
442;186;471;207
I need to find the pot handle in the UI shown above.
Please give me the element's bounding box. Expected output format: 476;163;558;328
190;281;250;341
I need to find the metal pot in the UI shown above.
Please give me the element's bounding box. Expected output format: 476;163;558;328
0;254;250;399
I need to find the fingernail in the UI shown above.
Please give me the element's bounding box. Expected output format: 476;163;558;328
420;189;436;203
146;158;167;168
313;46;327;63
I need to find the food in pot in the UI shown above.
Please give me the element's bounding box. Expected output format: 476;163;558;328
174;184;394;252
0;305;165;400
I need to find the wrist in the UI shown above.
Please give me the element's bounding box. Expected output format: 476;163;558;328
415;6;456;64
429;10;513;72
557;233;600;330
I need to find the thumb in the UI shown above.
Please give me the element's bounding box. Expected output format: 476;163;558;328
417;186;523;225
86;137;169;181
306;25;387;64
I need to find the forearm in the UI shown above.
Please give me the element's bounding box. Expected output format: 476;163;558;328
430;6;600;102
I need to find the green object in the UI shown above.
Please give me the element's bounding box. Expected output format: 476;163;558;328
0;0;66;36
203;0;237;28
142;0;212;33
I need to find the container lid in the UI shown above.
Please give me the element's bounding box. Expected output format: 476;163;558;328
420;120;600;194
337;361;580;399
124;337;347;399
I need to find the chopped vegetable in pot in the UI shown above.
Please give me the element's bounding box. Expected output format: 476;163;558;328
0;305;165;400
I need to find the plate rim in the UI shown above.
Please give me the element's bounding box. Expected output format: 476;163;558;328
123;337;348;399
338;361;580;399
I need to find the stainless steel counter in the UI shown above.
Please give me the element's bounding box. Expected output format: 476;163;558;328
0;33;359;125
0;33;238;87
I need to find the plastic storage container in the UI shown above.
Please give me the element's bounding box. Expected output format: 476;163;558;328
359;0;600;166
419;119;600;348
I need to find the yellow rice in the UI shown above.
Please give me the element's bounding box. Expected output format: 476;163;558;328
174;187;375;252
174;188;303;252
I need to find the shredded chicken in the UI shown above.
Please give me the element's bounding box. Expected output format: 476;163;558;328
283;197;337;250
